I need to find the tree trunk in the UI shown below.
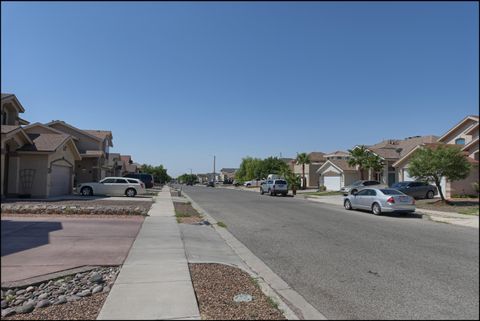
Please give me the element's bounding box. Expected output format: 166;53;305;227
302;164;306;190
359;167;364;180
435;178;446;202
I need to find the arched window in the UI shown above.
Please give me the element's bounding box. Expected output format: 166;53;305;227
455;138;465;145
1;110;7;125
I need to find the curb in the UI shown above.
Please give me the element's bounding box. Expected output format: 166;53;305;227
181;190;327;320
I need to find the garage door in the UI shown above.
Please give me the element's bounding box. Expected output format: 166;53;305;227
324;176;341;191
50;165;71;196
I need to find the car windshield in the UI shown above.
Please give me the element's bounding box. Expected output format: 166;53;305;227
275;180;287;184
380;189;404;195
351;180;363;186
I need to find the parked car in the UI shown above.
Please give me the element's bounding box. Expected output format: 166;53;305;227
391;181;438;199
206;181;215;187
233;180;241;187
344;188;416;215
124;173;154;188
260;179;288;196
341;180;382;196
78;177;146;197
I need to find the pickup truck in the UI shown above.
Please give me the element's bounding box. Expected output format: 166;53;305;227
260;179;288;196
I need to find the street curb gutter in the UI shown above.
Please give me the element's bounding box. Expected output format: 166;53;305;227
181;191;327;320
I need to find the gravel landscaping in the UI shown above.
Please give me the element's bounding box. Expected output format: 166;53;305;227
1;200;152;216
1;267;119;319
189;263;285;320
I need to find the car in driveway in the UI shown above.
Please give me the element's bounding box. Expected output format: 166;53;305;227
260;179;288;196
343;188;416;215
341;180;382;196
124;173;154;188
78;177;146;197
391;181;438;199
206;181;215;187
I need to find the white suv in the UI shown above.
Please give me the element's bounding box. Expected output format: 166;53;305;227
260;179;288;196
78;177;146;197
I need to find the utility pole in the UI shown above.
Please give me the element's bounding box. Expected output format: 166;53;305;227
213;155;216;183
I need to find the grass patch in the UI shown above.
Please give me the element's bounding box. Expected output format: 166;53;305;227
267;296;279;309
175;210;192;218
217;221;227;228
457;207;479;216
305;191;344;196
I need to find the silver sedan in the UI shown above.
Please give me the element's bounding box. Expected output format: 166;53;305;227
343;188;416;215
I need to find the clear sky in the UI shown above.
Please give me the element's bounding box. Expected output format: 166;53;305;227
1;2;478;177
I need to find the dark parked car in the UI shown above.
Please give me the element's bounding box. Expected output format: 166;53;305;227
124;173;154;188
206;181;215;187
391;181;438;199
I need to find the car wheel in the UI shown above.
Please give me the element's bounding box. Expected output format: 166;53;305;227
426;190;434;199
270;189;274;196
126;188;136;197
260;188;264;195
81;186;92;196
344;199;352;210
372;203;382;215
282;192;287;196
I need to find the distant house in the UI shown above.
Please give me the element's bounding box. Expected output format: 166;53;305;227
46;120;114;185
393;116;479;197
316;151;358;191
220;168;238;181
293;152;326;188
120;155;140;175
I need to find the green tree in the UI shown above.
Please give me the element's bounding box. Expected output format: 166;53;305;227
140;164;171;184
177;173;197;184
280;166;301;195
365;153;384;180
348;145;370;180
296;153;310;190
259;157;289;179
408;145;471;202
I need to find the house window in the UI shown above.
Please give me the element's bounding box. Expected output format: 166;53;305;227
455;138;465;145
1;111;7;125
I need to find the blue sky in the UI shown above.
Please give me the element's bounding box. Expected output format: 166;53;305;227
1;2;478;177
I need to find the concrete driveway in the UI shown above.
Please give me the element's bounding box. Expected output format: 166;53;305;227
1;215;144;283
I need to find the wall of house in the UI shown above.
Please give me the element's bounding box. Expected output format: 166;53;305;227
17;154;49;197
343;171;360;187
295;163;323;188
447;165;479;197
49;124;102;153
75;158;100;185
440;120;477;145
1;103;19;126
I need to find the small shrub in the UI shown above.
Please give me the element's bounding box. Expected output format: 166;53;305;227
217;221;227;228
473;182;479;194
318;186;327;192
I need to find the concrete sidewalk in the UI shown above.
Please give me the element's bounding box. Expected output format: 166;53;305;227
97;186;200;320
305;195;479;228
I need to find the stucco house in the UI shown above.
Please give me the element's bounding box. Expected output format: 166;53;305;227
1;94;81;198
220;168;238;181
293;152;326;188
46;121;114;185
120;155;140;175
316;151;359;191
393;116;479;198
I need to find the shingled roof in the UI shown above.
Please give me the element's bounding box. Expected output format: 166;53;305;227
83;130;112;141
369;135;439;160
1;125;21;134
18;133;70;152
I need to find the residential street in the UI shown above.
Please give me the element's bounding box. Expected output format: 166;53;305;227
181;185;479;320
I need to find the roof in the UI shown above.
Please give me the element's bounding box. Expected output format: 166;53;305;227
84;130;113;141
368;135;439;160
324;150;349;157
392;142;463;167
307;152;326;163
46;121;106;143
18;133;70;152
220;168;238;173
437;115;479;143
1;125;21;134
317;159;357;174
465;123;479;135
1;93;25;113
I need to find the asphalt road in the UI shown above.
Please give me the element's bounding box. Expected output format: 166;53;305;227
179;185;479;320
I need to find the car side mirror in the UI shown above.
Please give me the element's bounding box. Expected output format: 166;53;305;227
352;191;358;196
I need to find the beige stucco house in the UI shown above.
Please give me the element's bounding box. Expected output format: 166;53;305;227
294;152;326;188
220;168;237;181
316;151;359;191
1;94;81;198
393;115;479;198
46;121;114;185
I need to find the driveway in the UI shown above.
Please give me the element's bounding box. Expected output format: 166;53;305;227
1;215;144;283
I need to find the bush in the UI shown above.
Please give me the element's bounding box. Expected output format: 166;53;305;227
473;182;479;193
318;185;327;192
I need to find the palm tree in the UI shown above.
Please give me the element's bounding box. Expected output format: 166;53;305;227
347;146;370;180
280;166;300;195
296;152;310;189
365;154;384;181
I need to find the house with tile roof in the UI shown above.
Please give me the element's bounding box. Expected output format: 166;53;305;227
294;152;327;188
46;120;115;185
393;116;479;198
1;95;81;198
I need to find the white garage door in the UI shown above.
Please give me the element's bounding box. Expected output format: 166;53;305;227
324;176;341;191
50;165;71;196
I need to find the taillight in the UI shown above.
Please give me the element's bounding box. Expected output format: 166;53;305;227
387;197;395;204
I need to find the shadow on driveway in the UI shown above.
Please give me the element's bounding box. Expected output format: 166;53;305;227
1;220;63;256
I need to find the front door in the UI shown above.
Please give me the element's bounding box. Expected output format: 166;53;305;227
388;173;396;187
